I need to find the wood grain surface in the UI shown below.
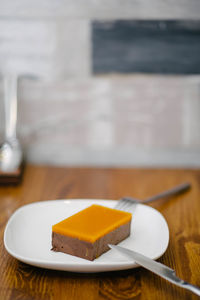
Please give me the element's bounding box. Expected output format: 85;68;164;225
0;165;200;300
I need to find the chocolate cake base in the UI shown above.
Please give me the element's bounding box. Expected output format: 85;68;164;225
52;221;131;261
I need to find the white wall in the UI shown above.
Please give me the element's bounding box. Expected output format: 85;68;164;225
0;0;200;19
1;74;199;167
0;1;200;167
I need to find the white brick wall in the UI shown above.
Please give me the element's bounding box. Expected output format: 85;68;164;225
0;2;200;167
1;74;198;167
0;0;200;19
0;19;91;78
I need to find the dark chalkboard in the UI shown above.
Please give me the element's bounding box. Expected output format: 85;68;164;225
92;21;200;74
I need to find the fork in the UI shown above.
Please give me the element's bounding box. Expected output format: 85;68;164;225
115;182;191;211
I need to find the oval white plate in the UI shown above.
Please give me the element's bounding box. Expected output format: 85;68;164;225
4;199;169;273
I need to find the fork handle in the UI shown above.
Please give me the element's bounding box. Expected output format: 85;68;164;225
143;182;191;204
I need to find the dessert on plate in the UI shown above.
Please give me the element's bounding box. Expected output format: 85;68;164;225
52;204;132;261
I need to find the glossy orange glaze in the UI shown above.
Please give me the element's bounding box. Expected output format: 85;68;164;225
52;204;132;243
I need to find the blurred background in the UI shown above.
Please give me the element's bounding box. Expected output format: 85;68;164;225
0;0;200;168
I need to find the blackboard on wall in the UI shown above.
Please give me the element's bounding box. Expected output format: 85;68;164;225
92;21;200;74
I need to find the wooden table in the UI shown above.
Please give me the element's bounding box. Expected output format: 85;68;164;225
0;165;200;300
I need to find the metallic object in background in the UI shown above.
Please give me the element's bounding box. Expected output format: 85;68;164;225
0;74;23;172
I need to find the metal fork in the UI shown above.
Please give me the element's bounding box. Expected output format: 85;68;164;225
115;182;191;211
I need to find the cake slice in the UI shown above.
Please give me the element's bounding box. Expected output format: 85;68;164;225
52;204;132;261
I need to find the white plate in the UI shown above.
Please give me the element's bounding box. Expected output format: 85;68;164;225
4;199;169;273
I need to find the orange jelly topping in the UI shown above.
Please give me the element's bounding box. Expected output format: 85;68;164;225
52;204;132;243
